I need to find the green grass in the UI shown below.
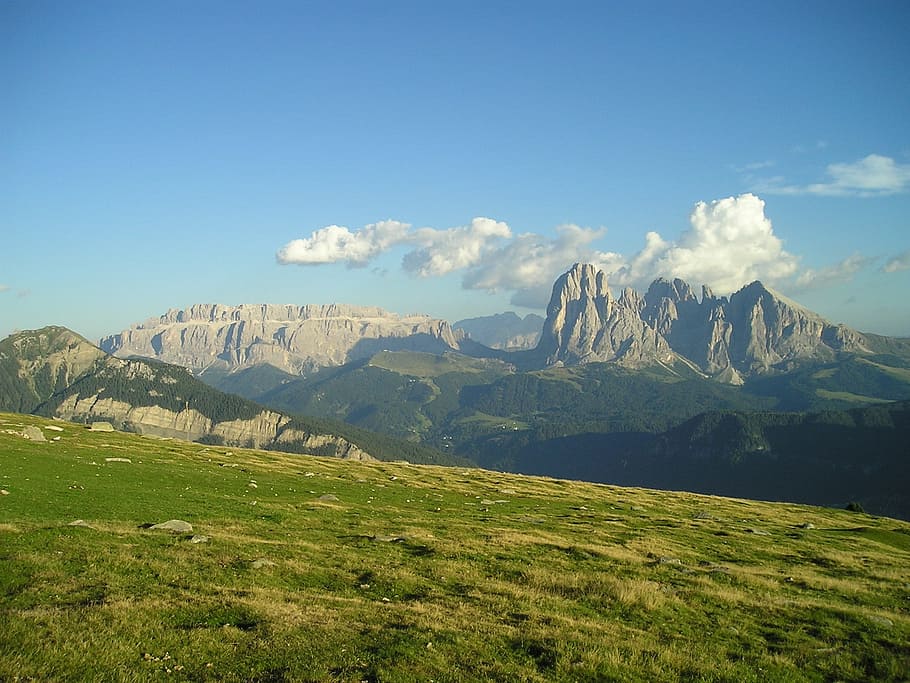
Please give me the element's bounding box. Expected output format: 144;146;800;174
1;412;908;681
814;389;888;404
368;351;507;378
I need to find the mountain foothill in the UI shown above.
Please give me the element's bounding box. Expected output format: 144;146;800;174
3;264;908;518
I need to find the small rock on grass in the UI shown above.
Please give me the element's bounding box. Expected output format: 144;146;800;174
251;559;276;569
189;535;210;544
318;494;339;502
150;520;193;533
68;519;93;528
22;426;46;442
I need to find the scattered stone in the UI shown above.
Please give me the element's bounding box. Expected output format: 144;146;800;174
189;535;210;544
45;425;64;432
89;422;115;432
318;494;339;502
219;463;239;468
373;535;407;543
0;489;9;496
149;519;193;533
868;615;894;628
694;511;713;520
480;499;496;505
500;488;517;495
248;482;258;489
304;472;316;477
359;583;371;589
105;457;132;464
22;426;46;442
68;519;93;528
251;559;276;569
798;522;815;529
655;556;682;566
746;528;771;536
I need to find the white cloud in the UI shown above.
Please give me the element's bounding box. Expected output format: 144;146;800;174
604;194;799;294
460;224;613;307
883;250;910;273
275;193;871;311
793;253;874;291
0;285;10;294
757;154;910;197
402;218;511;277
276;220;411;266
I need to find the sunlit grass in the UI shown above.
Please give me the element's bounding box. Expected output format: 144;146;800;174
1;412;908;681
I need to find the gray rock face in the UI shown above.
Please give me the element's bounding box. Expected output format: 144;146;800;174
150;519;193;533
538;264;673;367
539;263;870;379
100;303;464;375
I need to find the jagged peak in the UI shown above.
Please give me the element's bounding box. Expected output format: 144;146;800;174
730;280;827;323
644;277;697;305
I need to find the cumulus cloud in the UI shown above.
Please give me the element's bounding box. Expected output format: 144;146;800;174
883;250;910;273
604;194;799;294
276;220;411;266
402;218;511;276
793;253;875;291
459;224;609;302
275;193;872;310
758;154;910;197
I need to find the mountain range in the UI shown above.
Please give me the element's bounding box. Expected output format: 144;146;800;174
100;263;888;389
0;326;461;465
3;263;909;518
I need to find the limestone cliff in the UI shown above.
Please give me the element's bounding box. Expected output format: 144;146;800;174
538;264;871;380
100;304;465;375
44;354;374;460
52;390;373;460
537;264;674;367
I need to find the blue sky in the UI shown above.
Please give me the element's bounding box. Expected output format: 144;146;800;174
2;0;909;342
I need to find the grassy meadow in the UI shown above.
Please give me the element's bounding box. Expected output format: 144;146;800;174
1;412;908;681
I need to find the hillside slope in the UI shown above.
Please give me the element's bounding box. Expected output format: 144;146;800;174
500;400;910;520
1;412;907;681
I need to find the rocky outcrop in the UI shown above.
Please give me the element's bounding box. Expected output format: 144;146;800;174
538;264;871;379
537;264;674;367
100;304;465;376
52;388;373;460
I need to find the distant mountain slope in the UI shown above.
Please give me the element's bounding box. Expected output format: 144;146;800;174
1;327;459;465
498;400;910;520
100;303;464;376
0;326;106;413
454;312;544;350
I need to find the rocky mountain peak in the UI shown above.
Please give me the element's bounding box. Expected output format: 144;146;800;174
538;264;671;367
537;264;871;379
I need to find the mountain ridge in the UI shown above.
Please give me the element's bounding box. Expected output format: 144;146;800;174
538;263;871;380
100;303;465;376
